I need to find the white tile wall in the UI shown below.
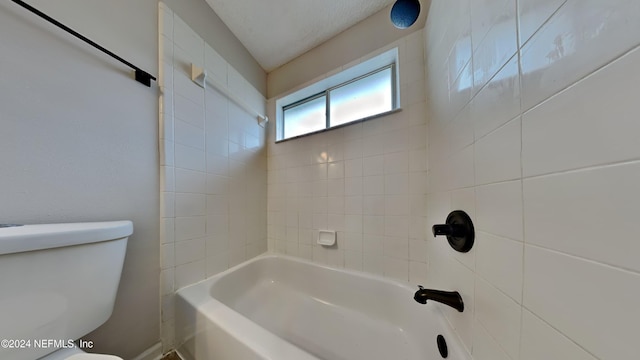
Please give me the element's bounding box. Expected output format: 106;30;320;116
524;162;640;272
475;277;522;359
520;310;597;360
524;246;640;359
426;0;640;358
472;320;511;360
518;0;567;45
475;180;523;241
158;3;267;352
266;31;427;283
522;46;640;177
475;232;522;303
520;0;640;111
474;117;521;185
471;0;518;93
471;57;520;141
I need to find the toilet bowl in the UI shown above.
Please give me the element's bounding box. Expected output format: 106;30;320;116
0;221;132;360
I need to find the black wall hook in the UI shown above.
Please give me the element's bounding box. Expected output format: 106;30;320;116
432;210;474;253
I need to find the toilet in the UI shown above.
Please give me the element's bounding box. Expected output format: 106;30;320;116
0;221;133;360
41;347;122;360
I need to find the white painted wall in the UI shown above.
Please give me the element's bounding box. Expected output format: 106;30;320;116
424;0;640;359
158;4;268;351
0;0;264;358
0;2;158;358
266;30;428;283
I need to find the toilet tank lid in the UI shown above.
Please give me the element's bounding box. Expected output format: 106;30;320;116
0;221;133;256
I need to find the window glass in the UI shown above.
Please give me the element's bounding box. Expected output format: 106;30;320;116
278;51;399;142
283;95;326;139
329;67;393;127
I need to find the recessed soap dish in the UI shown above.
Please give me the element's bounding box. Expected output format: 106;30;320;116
318;230;336;246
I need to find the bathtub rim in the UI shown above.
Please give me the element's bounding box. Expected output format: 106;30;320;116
179;252;434;295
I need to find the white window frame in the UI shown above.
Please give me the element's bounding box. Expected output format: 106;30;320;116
275;48;401;142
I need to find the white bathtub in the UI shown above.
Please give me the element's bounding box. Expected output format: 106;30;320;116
175;254;470;360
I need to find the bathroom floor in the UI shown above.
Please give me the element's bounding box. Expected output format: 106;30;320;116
160;352;181;360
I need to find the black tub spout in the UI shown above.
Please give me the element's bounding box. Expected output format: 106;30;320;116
414;285;464;312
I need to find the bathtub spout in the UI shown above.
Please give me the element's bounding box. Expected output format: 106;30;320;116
414;286;464;312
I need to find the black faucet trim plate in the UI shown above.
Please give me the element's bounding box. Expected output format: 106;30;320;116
432;210;474;253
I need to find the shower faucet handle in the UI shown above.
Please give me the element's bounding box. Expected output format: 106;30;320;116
431;224;451;236
432;224;465;237
432;210;475;253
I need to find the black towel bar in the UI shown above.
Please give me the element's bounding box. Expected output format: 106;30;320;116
11;0;156;87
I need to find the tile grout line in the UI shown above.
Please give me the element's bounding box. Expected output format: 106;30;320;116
522;157;640;181
521;36;640;115
515;0;527;358
475;313;516;360
525;242;640;278
520;306;603;360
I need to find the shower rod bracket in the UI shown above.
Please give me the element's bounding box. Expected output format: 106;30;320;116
134;70;153;87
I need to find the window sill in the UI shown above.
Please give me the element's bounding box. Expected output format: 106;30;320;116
275;107;403;144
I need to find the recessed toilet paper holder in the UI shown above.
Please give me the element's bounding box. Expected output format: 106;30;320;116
432;210;474;253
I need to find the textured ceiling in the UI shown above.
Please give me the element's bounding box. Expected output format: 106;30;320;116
204;0;396;71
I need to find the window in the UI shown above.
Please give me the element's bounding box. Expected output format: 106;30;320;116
283;94;326;139
329;66;394;126
276;49;399;141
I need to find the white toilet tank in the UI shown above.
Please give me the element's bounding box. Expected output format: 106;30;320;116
0;221;132;360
